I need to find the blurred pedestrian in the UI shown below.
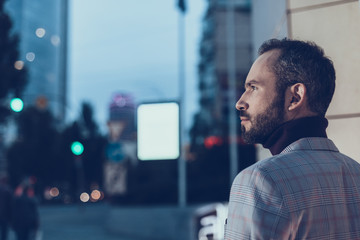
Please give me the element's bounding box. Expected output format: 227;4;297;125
11;179;39;240
225;38;360;239
0;174;12;240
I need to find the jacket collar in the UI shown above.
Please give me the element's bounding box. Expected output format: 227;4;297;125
281;137;339;154
263;116;328;155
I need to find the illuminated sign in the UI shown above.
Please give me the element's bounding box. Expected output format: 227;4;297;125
137;102;180;160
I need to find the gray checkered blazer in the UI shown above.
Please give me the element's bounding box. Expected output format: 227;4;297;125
225;138;360;240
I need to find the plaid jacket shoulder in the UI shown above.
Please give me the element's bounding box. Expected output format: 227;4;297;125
225;137;360;240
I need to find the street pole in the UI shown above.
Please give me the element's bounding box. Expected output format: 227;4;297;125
178;8;186;208
226;0;239;184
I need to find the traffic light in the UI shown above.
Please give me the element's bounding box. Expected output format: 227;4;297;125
71;141;84;156
10;98;24;112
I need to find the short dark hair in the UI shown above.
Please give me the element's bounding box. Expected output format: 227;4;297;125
258;38;336;116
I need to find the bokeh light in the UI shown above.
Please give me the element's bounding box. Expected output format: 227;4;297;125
90;190;101;201
35;28;46;38
51;35;60;46
49;187;60;197
14;60;24;70
26;52;36;62
80;192;90;202
44;188;52;200
10;98;24;112
71;141;84;155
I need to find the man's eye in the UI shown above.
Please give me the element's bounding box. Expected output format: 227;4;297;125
251;85;257;90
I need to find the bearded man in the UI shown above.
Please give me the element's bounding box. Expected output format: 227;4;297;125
225;38;360;239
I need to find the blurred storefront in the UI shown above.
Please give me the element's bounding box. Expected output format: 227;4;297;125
104;93;136;198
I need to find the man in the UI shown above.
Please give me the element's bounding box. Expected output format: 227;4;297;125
225;38;360;239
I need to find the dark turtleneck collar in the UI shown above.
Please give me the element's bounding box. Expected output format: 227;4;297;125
263;116;328;155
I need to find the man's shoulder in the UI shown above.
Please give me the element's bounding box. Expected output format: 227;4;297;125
242;152;293;174
233;154;286;186
282;137;338;153
283;137;360;166
236;138;357;181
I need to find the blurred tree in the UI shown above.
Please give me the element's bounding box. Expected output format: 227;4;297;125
6;102;107;202
80;102;98;138
54;103;106;201
6;106;58;189
77;102;106;191
0;0;27;122
177;0;187;13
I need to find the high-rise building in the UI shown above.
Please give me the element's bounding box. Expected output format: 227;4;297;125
5;0;68;121
188;0;256;203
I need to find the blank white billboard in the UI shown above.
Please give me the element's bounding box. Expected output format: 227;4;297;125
137;102;180;160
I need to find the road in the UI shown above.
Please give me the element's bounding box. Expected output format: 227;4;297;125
7;202;222;240
8;203;135;240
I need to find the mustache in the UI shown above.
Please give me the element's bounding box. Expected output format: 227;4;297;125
239;110;250;119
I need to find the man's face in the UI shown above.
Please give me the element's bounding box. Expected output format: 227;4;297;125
236;50;286;144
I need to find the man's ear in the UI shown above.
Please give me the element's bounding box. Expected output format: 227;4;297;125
288;83;306;111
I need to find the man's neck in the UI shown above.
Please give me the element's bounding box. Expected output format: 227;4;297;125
262;116;328;155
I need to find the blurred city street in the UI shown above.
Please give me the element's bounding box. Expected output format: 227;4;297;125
3;0;358;239
8;204;134;240
6;202;221;240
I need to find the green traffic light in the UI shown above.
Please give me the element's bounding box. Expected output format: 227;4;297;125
71;141;84;155
10;98;24;112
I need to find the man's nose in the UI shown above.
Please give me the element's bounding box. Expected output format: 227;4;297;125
235;96;248;111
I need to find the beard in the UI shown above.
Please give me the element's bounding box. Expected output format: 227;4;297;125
240;93;285;144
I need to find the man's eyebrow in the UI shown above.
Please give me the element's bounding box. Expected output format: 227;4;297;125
245;80;261;87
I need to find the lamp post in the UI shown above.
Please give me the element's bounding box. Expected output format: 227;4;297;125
71;141;85;204
178;0;187;208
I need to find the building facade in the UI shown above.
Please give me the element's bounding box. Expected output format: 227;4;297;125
252;0;360;162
